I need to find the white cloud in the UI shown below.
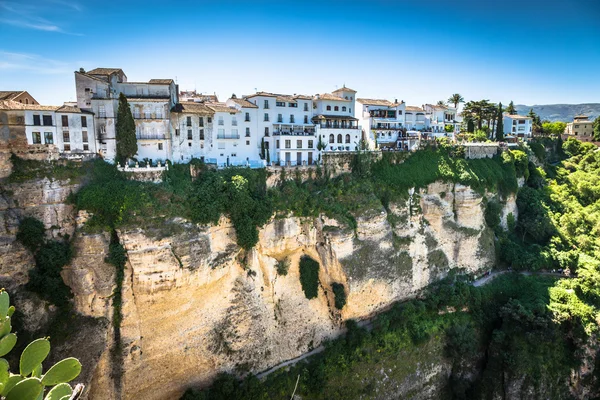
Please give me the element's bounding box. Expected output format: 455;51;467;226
0;0;82;35
0;51;75;74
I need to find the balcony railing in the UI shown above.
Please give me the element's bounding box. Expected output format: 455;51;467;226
318;124;359;129
137;134;166;140
370;125;402;130
273;131;315;136
216;134;240;139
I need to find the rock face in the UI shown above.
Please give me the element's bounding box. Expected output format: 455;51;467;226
0;176;512;400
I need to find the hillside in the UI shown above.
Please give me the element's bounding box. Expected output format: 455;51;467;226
515;103;600;122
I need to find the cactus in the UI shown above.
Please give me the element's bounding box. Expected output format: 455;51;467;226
0;290;83;400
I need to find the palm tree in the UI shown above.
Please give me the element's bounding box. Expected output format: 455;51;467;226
448;93;464;109
436;100;446;107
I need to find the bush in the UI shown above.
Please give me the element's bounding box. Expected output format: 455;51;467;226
332;282;347;310
275;258;289;276
16;217;45;252
484;200;502;230
299;256;320;299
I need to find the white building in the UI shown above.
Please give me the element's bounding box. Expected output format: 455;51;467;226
404;106;428;131
0;100;97;156
74;68;178;163
423;104;458;135
503;114;533;138
245;92;317;166
170;102;214;162
314;87;361;155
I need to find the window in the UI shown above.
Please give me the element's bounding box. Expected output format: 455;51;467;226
158;143;163;150
175;128;180;136
33;115;41;125
290;115;295;123
276;101;285;107
289;103;297;108
304;115;308;124
342;106;346;112
398;110;402;115
232;117;237;126
345;134;350;143
187;117;192;127
334;106;339;111
188;143;192;147
82;131;88;142
265;127;270;136
246;127;250;137
218;117;224;125
264;113;269;122
218;128;225;137
63;131;70;143
277;114;283;123
265;142;270;149
156;107;163;119
297;140;302;149
207;117;212;123
276;140;280;149
83;144;89;151
245;112;250;122
61;115;69;126
99;105;106;118
326;105;331;111
308;140;313;148
44;132;54;144
81;116;87;127
246;140;250;145
32;132;41;144
63;144;71;152
199;117;204;127
188;130;193;140
337;134;342;143
285;140;291;149
304;103;309;111
264;100;269;109
200;129;205;140
349;108;351;113
232;129;238;137
329;134;334;143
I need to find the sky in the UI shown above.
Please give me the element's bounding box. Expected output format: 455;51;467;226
0;0;599;107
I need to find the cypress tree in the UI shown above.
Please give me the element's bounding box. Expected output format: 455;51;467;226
506;101;516;115
260;138;265;160
496;102;504;141
116;93;137;164
467;118;475;133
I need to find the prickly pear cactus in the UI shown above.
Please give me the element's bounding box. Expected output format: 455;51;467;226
0;290;82;400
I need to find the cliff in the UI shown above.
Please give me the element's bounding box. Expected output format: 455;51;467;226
0;175;512;399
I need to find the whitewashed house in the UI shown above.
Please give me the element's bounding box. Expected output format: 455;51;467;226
423;104;458;135
404;106;428;131
503;114;533;138
314;87;361;155
356;98;406;149
75;68;178;163
170;102;214;162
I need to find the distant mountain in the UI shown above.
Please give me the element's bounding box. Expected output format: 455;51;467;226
515;103;600;122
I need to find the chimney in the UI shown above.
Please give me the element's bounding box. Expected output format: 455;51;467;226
231;94;237;99
395;99;398;103
79;67;85;73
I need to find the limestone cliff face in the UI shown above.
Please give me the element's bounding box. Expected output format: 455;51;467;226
0;176;513;400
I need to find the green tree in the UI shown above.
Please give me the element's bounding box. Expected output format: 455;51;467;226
505;101;517;115
466;117;475;133
593;116;600;141
528;108;542;135
462;100;496;131
259;138;265;160
495;102;504;141
436;100;446;106
115;93;137;164
448;93;464;109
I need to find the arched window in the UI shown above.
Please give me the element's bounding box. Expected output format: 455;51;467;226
342;106;346;112
329;134;334;143
337;134;342;143
326;105;331;111
334;106;339;111
345;134;350;143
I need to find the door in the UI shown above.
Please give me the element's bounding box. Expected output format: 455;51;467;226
297;152;302;166
308;152;313;165
285;152;291;166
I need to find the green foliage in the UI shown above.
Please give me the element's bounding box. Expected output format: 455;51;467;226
299;256;320;300
466;117;474;133
510;149;529;180
495;102;504;141
484;199;501;230
275;258;289;276
115;93;137;164
7;154;85;184
16;217;45;252
542;121;567;136
516;186;554;244
105;230;126;383
331;283;346;310
466;130;488;142
448;93;464;109
444;124;454;133
505;101;516;115
0;290;82;400
594;116;600;141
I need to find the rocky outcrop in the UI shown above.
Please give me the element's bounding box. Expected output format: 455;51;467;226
0;176;515;400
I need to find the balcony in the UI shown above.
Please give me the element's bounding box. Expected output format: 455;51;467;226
216;133;240;139
318;124;359;129
273;130;315;136
137;134;166;140
133;114;164;120
370;124;402;130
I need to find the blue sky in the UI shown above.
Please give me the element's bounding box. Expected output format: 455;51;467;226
1;0;599;107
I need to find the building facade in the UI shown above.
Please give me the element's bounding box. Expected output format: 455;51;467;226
314;87;361;156
564;115;595;142
503;114;533;138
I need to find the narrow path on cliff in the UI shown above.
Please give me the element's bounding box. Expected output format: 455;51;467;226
256;270;570;380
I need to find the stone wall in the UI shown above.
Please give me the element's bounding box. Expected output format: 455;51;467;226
463;143;500;159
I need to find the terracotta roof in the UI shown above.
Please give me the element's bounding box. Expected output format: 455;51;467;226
405;106;424;112
206;103;240;113
315;93;351;102
172;102;214;114
332;86;357;93
276;95;297;103
148;79;174;84
231;98;258;108
425;104;448;110
86;68;124;76
0;100;59;111
246;91;278;98
356;98;393;107
505;114;532;119
293;95;312;100
56;105;94;114
0;91;26;101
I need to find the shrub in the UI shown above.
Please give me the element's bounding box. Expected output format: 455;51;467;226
484;200;502;230
332;282;347;309
299;256;320;299
16;217;45;252
275;258;289;276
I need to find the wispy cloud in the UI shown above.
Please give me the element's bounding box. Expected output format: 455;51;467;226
0;1;83;35
0;51;76;74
